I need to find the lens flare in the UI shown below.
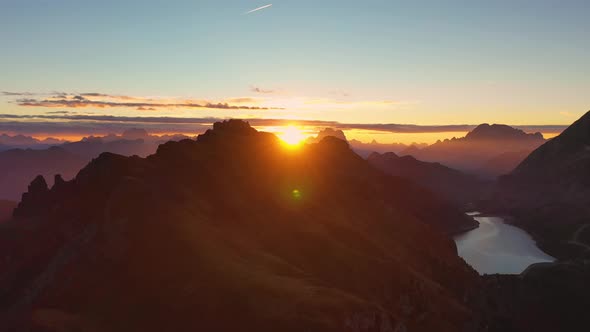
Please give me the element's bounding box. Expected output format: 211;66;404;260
291;189;302;200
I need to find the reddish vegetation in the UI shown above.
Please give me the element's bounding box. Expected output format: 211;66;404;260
1;120;480;332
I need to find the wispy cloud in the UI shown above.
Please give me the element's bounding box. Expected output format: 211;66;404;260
10;92;283;111
250;86;277;94
1;91;39;97
244;4;272;15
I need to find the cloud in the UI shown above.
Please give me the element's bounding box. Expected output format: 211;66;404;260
79;93;110;97
1;91;38;97
45;110;75;115
225;97;262;104
13;93;283;110
0;113;569;137
250;86;277;94
244;4;272;15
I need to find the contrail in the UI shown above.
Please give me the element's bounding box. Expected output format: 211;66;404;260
244;4;272;15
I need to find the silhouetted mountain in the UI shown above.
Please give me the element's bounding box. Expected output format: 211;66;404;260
403;124;546;178
0;130;192;200
351;140;425;159
0;134;66;152
305;128;424;158
305;128;347;143
0;200;16;223
60;131;192;159
492;111;590;259
466;124;543;141
61;137;155;159
0;147;87;201
1;120;481;332
368;152;489;213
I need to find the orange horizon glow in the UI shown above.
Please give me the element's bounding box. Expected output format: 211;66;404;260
277;126;307;147
8;127;565;146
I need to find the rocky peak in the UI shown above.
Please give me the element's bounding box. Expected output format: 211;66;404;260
13;175;50;218
466;124;544;141
53;174;66;190
29;175;49;194
307;128;347;144
196;120;259;143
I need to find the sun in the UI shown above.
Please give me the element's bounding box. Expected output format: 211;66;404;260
278;126;306;147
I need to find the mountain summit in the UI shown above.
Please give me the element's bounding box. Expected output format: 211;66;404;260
465;124;543;141
1;120;479;332
404;123;546;177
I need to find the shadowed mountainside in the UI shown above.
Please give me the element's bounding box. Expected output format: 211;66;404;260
481;261;590;332
491;111;590;259
368;152;489;211
0;120;481;332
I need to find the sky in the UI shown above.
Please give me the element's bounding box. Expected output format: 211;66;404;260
1;0;589;143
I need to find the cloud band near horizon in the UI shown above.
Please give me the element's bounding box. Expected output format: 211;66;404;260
0;113;568;138
12;93;281;111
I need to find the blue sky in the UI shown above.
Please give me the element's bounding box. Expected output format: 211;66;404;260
1;0;589;139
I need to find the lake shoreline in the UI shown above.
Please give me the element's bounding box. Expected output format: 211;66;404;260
454;214;555;275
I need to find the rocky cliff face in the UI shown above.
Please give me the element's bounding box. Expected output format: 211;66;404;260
0;120;481;332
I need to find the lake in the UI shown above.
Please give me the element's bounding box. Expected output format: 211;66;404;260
454;213;555;275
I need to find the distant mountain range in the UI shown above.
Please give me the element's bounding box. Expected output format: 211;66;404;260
0;147;87;201
0;129;192;200
492;110;590;259
404;124;546;178
350;140;427;158
309;124;547;180
1;120;481;331
0;134;67;152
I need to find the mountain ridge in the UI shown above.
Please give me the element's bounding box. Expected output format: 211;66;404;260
492;110;590;259
1;120;481;332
